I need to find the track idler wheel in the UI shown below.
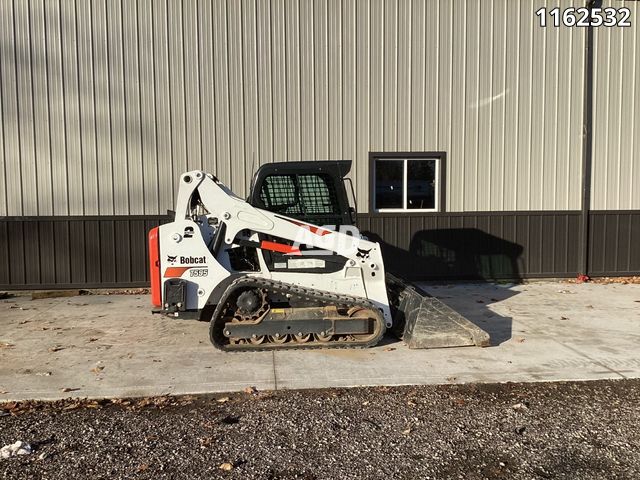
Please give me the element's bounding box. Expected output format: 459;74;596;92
314;332;333;343
269;334;288;344
293;333;312;343
249;335;266;345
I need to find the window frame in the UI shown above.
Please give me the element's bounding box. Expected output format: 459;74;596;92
369;151;447;213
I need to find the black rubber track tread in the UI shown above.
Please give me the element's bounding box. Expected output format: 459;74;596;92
209;276;386;352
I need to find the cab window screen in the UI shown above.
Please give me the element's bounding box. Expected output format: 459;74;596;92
259;175;301;214
259;174;339;219
298;174;338;215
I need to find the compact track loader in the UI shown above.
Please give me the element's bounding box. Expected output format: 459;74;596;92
148;161;490;351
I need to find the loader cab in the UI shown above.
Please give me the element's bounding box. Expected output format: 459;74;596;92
248;160;356;227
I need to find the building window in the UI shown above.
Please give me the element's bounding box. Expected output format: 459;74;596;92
370;152;446;212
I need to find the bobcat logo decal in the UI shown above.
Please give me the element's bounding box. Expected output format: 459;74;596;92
356;248;371;260
167;255;177;265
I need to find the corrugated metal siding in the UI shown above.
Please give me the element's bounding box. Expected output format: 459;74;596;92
1;210;638;289
358;211;583;280
0;0;595;215
591;0;640;210
0;215;169;289
588;211;640;276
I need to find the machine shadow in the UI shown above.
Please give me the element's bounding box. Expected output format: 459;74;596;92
422;282;516;347
363;228;524;347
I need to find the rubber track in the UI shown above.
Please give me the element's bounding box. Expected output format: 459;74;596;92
209;276;386;352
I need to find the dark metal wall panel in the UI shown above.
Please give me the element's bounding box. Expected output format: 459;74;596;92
53;222;71;284
84;221;102;285
100;221;116;284
0;211;638;289
588;211;640;276
0;216;170;290
69;221;86;284
7;222;25;284
130;220;149;282
358;211;583;281
38;221;56;285
0;222;9;285
114;220;132;284
23;222;40;285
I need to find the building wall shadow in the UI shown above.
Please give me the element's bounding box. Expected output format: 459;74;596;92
364;228;523;346
364;228;524;282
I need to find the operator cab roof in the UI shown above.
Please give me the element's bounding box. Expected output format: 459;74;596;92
252;160;352;182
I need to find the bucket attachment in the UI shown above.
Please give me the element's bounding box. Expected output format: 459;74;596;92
386;274;491;349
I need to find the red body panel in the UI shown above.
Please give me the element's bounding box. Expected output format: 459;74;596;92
148;227;162;307
163;266;191;278
260;240;302;256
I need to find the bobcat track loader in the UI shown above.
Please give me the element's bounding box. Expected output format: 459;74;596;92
148;161;490;351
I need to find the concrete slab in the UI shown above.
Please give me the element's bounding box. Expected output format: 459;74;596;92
0;295;275;400
1;282;639;401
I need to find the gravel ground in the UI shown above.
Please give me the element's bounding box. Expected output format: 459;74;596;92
1;380;639;480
